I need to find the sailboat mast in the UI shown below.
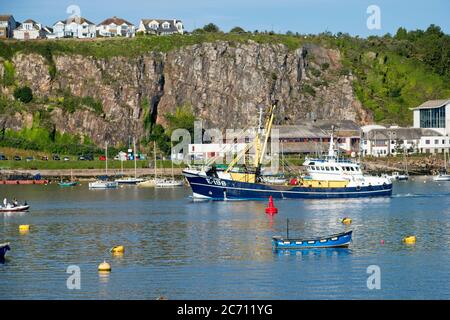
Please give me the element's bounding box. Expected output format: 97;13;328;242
134;137;137;179
154;141;157;181
171;142;174;180
105;142;108;176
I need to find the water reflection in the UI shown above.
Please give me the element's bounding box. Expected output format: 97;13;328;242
1;178;450;299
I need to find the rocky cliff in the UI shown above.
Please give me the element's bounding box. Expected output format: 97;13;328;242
0;40;372;146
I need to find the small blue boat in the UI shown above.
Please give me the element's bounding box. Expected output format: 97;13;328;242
272;219;352;250
0;242;10;262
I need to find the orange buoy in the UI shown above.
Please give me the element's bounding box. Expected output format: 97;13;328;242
265;196;278;214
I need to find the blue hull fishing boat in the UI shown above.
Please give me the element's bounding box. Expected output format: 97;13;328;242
184;174;392;200
183;102;392;201
272;231;352;249
0;243;10;262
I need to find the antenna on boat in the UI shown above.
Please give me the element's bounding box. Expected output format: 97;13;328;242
328;125;335;158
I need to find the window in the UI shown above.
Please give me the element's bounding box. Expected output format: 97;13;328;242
426;140;430;145
335;167;339;171
435;140;439;145
350;167;355;171
325;167;330;171
420;106;446;128
330;167;335;171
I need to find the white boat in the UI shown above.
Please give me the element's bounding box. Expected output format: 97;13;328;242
88;181;119;189
434;174;450;181
155;179;184;188
154;141;184;188
0;204;30;212
90;142;119;189
115;138;144;185
115;177;144;184
434;151;450;181
137;179;156;187
391;171;409;181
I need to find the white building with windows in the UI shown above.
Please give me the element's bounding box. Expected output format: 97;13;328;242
13;19;46;40
51;16;96;38
362;126;445;157
137;19;184;35
97;16;135;37
412;99;450;136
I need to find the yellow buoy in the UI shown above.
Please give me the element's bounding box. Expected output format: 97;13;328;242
19;225;30;232
111;245;124;254
98;261;111;272
341;218;352;225
403;236;416;244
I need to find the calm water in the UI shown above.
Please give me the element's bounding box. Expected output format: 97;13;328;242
1;177;450;300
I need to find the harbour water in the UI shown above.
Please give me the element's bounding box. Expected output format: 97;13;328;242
1;177;450;299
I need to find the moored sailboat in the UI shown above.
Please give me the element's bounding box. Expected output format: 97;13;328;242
89;142;118;189
155;142;184;188
434;150;450;181
115;138;144;185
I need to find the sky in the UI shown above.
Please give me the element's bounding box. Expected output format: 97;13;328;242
2;0;449;37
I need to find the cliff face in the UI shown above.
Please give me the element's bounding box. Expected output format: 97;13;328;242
1;41;372;146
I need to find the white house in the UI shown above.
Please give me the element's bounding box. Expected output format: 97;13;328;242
97;16;135;37
137;19;184;35
52;16;96;39
13;19;46;40
361;125;446;157
0;14;16;39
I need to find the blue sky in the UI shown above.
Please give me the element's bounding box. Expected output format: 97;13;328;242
2;0;449;36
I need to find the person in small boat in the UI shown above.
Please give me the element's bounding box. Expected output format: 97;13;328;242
3;198;7;208
13;198;18;207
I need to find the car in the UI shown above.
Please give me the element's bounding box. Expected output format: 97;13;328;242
78;155;86;161
41;156;48;161
63;156;70;161
84;154;94;161
0;155;7;160
52;154;60;161
13;155;22;161
99;155;106;161
26;156;34;162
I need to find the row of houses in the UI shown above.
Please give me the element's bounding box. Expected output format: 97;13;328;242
0;14;184;40
188;99;450;160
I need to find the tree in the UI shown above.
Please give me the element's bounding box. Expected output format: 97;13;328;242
13;86;33;103
230;26;245;34
164;104;196;138
394;27;408;40
203;23;220;33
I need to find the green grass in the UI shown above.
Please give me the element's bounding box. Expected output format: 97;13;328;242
0;33;308;61
0;159;184;170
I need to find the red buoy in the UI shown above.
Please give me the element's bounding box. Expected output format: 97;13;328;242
265;196;278;214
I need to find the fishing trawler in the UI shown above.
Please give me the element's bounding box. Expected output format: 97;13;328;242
183;103;393;200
